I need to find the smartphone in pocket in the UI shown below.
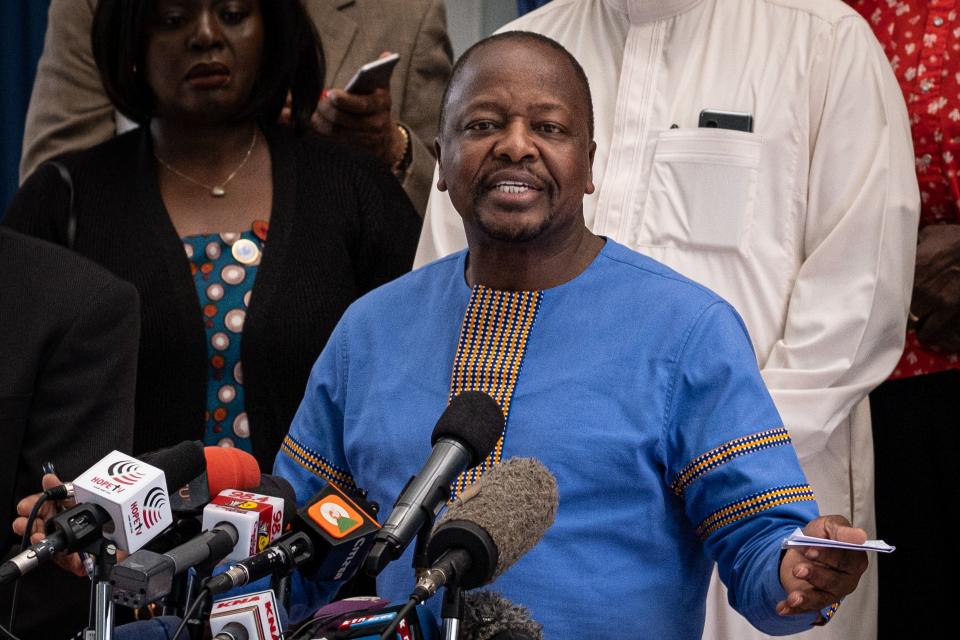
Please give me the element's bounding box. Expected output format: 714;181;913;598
698;109;754;133
344;53;401;95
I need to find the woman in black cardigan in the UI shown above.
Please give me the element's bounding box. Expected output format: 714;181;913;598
3;0;421;471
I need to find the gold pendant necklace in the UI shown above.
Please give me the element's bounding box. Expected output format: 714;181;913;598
154;127;258;198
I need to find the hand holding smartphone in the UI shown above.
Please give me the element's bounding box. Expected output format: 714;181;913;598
344;53;400;95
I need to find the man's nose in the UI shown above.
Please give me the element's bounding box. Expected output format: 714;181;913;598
190;10;225;50
494;121;539;163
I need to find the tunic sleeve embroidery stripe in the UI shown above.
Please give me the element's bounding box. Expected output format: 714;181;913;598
280;433;358;493
821;602;842;623
671;427;792;497
447;286;543;498
695;483;816;540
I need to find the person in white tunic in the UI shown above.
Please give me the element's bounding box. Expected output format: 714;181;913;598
415;1;919;638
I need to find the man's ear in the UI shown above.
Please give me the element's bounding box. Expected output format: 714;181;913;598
585;140;597;195
435;137;448;192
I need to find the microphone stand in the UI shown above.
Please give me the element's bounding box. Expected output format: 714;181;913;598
84;538;117;640
440;583;464;640
411;517;435;576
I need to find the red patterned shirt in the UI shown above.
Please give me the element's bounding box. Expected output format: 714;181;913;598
851;0;960;378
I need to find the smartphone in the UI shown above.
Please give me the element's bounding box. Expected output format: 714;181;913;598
344;53;401;95
698;109;754;133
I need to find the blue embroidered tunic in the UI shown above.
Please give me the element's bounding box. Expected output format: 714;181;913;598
276;240;825;638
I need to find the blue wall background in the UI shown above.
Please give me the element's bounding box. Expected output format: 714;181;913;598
517;0;552;15
1;0;49;214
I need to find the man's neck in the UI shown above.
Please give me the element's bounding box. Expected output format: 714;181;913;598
465;225;605;291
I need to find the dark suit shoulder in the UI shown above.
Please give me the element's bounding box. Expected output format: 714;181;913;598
0;227;138;313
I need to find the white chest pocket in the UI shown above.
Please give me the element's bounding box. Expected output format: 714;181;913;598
637;128;762;254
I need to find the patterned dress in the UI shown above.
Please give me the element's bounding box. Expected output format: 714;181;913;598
851;0;960;377
183;220;269;451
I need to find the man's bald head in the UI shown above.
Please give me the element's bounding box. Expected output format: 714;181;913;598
438;31;594;140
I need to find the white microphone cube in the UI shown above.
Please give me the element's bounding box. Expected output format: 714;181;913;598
202;490;286;564
210;589;282;640
72;450;173;552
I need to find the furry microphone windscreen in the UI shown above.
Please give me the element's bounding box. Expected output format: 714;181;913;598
463;591;544;640
435;457;559;578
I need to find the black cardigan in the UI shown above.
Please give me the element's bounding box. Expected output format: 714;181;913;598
4;125;421;470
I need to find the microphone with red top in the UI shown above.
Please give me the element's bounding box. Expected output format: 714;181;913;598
168;445;262;515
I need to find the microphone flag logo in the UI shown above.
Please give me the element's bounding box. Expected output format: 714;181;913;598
309;495;363;539
142;487;168;529
107;460;146;486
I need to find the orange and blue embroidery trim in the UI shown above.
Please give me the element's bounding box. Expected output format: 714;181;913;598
822;602;841;622
696;484;816;540
448;285;543;498
671;427;792;497
281;434;358;493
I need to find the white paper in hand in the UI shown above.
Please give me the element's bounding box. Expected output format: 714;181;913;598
781;528;895;553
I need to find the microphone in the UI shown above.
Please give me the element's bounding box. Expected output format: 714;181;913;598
143;452;265;556
297;597;439;639
205;479;380;595
209;589;283;640
45;441;259;510
461;591;542;640
169;446;261;515
139;440;210;498
214;622;249;640
415;457;558;601
110;482;296;608
0;448;205;584
364;391;504;576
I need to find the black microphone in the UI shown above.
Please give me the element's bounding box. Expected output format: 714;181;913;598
414;457;558;602
203;530;312;596
0;503;112;584
462;591;543;640
364;391;504;576
0;445;207;584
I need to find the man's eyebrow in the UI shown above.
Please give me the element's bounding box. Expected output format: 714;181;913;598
459;99;573;114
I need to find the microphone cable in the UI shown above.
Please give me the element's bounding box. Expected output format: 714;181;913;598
377;597;418;640
6;483;71;634
0;621;25;640
170;586;211;640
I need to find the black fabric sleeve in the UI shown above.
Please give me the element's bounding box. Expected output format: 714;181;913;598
349;151;423;293
1;161;74;245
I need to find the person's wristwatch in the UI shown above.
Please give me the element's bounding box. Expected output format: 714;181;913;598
391;123;413;181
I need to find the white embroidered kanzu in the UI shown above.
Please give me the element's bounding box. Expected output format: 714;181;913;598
416;1;920;639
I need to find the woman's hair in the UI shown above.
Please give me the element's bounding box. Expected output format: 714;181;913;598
91;0;322;132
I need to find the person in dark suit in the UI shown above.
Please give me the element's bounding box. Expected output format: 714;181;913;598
0;227;139;639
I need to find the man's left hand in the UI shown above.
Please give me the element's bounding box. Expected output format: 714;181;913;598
777;515;869;617
313;88;406;169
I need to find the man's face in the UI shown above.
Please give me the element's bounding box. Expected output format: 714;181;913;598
437;40;595;245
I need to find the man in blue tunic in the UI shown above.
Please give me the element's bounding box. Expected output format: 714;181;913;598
276;32;869;638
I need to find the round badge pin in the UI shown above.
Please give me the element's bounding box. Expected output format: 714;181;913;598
231;238;260;265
